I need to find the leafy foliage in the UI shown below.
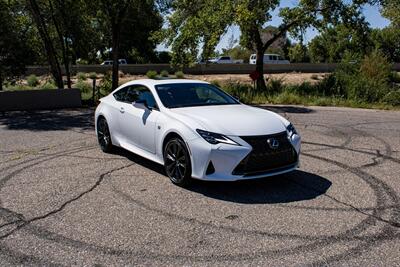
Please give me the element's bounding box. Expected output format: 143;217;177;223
146;70;158;79
175;71;185;78
160;70;169;77
160;0;372;90
27;75;40;87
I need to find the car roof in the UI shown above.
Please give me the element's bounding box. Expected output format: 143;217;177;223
121;79;210;88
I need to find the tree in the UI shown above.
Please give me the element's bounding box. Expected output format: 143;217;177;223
95;0;164;89
222;45;252;63
308;23;373;63
0;0;35;90
26;0;64;88
371;27;400;62
381;0;400;27
162;0;371;91
289;43;309;63
119;1;163;64
96;0;132;90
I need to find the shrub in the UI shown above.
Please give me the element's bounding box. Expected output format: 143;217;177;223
382;90;400;106
175;71;185;78
99;73;112;95
210;80;221;87
27;74;39;87
41;81;57;90
88;72;97;80
77;72;87;81
76;80;91;93
310;74;319;80
343;51;392;102
222;82;255;104
389;72;400;84
267;77;284;94
160;70;169;77
146;70;157;79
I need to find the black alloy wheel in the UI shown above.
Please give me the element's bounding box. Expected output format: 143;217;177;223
97;117;113;153
164;138;192;186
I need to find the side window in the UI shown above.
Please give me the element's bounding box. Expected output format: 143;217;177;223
113;87;129;102
114;85;158;109
125;87;139;103
136;86;158;109
272;55;277;60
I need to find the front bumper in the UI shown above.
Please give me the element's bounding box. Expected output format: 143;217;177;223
188;133;301;181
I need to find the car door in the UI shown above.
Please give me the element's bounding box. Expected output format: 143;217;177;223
110;86;130;141
118;85;160;153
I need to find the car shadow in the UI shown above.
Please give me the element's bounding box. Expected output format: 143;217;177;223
0;109;94;131
255;105;315;114
185;170;331;204
112;147;331;204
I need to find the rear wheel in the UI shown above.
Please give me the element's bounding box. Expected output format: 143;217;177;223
97;117;113;153
164;138;192;186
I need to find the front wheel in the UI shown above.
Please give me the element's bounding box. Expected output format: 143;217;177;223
97;117;113;153
163;138;192;186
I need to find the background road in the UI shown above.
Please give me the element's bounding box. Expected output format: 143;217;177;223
0;106;399;266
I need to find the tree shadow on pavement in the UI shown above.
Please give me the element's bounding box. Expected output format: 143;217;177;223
0;109;94;131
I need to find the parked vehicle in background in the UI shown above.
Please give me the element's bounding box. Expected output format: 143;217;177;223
101;59;128;65
208;56;244;64
249;54;290;64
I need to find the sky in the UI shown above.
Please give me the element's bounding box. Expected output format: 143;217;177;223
157;1;390;52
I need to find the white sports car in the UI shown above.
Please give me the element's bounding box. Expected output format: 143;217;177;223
95;79;301;186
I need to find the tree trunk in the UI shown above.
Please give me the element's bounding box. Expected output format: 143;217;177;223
27;0;64;89
48;0;71;88
0;71;3;91
111;23;120;90
256;48;267;91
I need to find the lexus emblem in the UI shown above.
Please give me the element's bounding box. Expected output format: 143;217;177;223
267;138;279;149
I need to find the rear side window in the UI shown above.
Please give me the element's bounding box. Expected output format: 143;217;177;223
113;87;129;102
117;85;158;109
220;57;230;60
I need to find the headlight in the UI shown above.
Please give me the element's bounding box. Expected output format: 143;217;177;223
196;129;239;145
286;123;298;138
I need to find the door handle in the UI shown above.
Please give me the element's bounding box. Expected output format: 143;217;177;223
120;107;125;113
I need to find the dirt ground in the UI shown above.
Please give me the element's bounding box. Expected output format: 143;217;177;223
119;73;329;85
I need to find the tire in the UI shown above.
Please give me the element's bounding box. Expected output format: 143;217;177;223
163;138;192;186
97;117;113;153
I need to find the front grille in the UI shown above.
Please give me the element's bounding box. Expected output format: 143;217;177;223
233;131;298;176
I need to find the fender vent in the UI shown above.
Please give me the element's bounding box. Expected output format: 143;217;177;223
206;161;215;175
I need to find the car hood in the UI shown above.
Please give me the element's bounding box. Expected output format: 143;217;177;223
168;104;288;136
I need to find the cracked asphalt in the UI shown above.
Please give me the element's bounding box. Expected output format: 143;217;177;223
0;105;399;266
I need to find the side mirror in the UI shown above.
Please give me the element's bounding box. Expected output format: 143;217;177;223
133;99;149;110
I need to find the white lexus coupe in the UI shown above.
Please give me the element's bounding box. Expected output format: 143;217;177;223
95;79;301;186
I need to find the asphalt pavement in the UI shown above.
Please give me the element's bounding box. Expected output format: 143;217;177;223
0;105;399;266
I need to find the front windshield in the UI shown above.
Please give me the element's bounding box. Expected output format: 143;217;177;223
155;83;239;108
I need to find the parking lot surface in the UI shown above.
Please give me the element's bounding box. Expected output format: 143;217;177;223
0;106;399;266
